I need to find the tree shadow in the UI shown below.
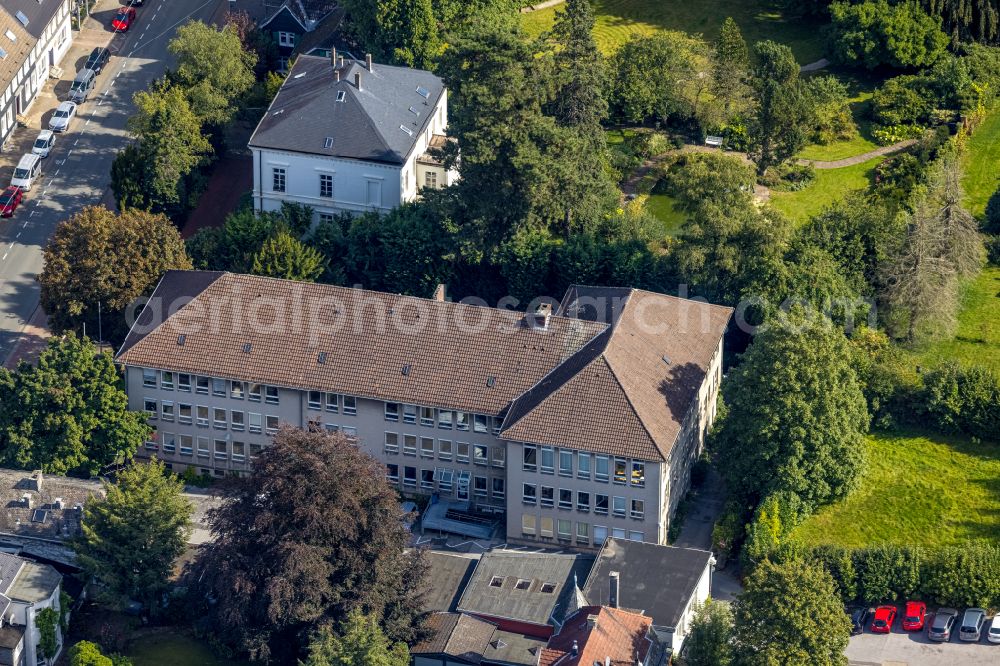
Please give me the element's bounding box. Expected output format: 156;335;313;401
657;361;706;423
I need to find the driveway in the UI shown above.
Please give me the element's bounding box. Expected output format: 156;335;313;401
847;620;999;665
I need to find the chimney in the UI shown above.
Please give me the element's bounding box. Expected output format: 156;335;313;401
609;571;620;609
354;71;362;90
338;55;344;68
432;283;447;302
334;69;340;82
571;640;579;657
529;302;552;330
330;47;337;67
366;53;373;72
586;614;599;629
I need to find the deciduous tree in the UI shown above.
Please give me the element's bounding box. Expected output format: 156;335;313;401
829;1;948;69
684;599;734;666
300;611;409;666
250;229;326;282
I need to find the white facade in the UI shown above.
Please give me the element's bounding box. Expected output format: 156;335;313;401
0;0;73;148
251;89;457;221
658;556;713;654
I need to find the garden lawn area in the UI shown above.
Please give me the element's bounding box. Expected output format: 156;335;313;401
961;107;1000;217
791;430;1000;549
768;156;880;224
128;634;248;666
900;265;1000;370
521;0;825;61
796;91;879;161
643;193;686;236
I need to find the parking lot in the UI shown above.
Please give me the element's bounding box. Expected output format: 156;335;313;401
847;623;998;665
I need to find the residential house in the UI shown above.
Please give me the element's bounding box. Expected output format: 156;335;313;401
412;612;549;666
248;53;457;221
227;0;340;69
0;0;73;149
115;272;732;547
581;539;714;654
0;552;66;666
538;605;667;666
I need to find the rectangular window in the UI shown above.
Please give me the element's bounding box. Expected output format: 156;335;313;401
592;525;609;546
425;171;438;189
343;396;357;415
559;450;573;477
250;443;263;459
456;471;471;499
612;527;627;539
492;417;502;436
308;391;322;410
491;447;505;468
557;519;572;540
420;437;435;458
386;464;399;482
196;406;209;427
403;435;417;456
161;371;174;390
162;432;176;454
403;466;417;488
197;437;209;458
179;435;193;456
420;407;434;427
325;393;339;412
578;452;591;479
438;440;452;460
212;378;226;397
522;483;536;505
614;458;628;484
522;514;536;536
595;494;609;515
265;415;279;434
143;398;157;418
577;521;590;543
473;444;488;466
248;384;261;401
142;369;156;388
629;531;644;542
231;411;245;431
577;491;591;512
161;401;174;421
231;381;244;400
522;445;537;472
213;408;227;429
325;423;340;434
540;486;554;508
540;517;554;538
384;403;399;422
455;411;469;431
437;409;452;429
384;432;399;454
613;496;626;517
214;439;228;460
402;404;417;424
319;173;333;198
277;31;295;47
435;467;454;493
596;455;610;482
196;376;209;394
631;499;645;519
456;442;470;464
473;414;489;434
492;478;505;500
249;413;262;434
474;476;487;497
631;461;646;488
558;488;572;510
265;386;279;405
421;469;434;490
178;403;192;424
540;447;554;474
178;374;191;391
232;441;246;462
273;167;286;192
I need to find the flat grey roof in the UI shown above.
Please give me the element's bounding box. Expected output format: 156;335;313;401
8;561;60;603
422;552;479;613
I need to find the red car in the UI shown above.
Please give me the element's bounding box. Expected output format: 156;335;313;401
0;186;22;217
111;7;137;31
871;605;897;633
901;601;927;631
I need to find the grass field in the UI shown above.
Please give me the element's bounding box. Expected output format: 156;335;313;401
521;0;825;61
768;156;880;224
129;634;247;666
962;108;1000;217
797;92;880;162
792;430;1000;549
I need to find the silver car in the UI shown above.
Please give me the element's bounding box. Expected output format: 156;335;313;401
31;130;55;158
928;608;958;641
959;608;986;641
48;101;77;132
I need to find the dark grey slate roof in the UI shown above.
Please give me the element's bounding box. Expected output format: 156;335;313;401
2;0;62;39
248;55;444;165
456;551;594;628
582;539;712;630
0;553;24;596
482;629;547;666
422;552;479;613
8;560;61;603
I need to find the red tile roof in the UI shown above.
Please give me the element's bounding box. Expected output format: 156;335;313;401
538;606;653;666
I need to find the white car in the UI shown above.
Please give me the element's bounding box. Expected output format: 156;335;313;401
31;130;55;158
48;101;77;132
988;614;1000;643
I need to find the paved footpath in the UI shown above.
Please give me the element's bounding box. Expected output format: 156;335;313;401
798;139;917;169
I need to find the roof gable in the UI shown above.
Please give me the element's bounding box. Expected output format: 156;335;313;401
539;606;653;666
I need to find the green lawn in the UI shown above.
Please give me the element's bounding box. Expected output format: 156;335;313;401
129;634;248;666
962;108;1000;217
768;156;880;225
792;431;1000;549
521;0;825;61
797;92;880;162
643;192;686;236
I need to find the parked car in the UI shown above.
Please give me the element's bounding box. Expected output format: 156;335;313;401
10;153;42;191
848;606;871;635
871;605;896;634
48;101;77;132
901;600;927;631
31;130;55;158
84;46;110;74
929;608;959;642
68;68;97;103
0;187;22;217
988;615;1000;644
959;608;986;642
111;7;137;31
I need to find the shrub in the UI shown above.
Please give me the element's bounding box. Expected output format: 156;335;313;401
640;132;671;158
984;187;1000;234
743;492;807;565
920;542;1000;608
872;123;926;146
920;362;1000;441
986;234;1000;265
872;76;934;127
828;1;948;69
712;500;747;565
853;544;922;602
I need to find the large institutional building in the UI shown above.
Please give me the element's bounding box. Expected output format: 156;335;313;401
115;271;731;548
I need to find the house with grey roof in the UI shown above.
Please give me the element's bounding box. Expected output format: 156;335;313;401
227;0;341;67
248;52;457;221
0;552;66;666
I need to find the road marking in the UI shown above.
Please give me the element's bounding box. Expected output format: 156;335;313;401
53;170;59;177
21;221;27;229
15;233;20;239
85;118;92;126
67;150;73;157
7;243;13;251
28;211;35;217
73;139;79;146
2;254;7;262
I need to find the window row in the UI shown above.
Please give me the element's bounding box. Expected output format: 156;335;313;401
144;431;264;462
383;403;500;434
142;370;282;405
520;515;644;545
305;391;358;415
383;433;504;467
522;445;645;487
142;399;282;435
521;484;645;519
386;464;505;501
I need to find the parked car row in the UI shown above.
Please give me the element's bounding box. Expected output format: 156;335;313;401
849;602;1000;643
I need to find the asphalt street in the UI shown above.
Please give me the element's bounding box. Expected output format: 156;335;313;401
0;0;221;363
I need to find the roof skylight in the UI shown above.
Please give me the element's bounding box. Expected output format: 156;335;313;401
5;30;16;42
416;86;430;99
15;11;29;27
399;124;413;136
